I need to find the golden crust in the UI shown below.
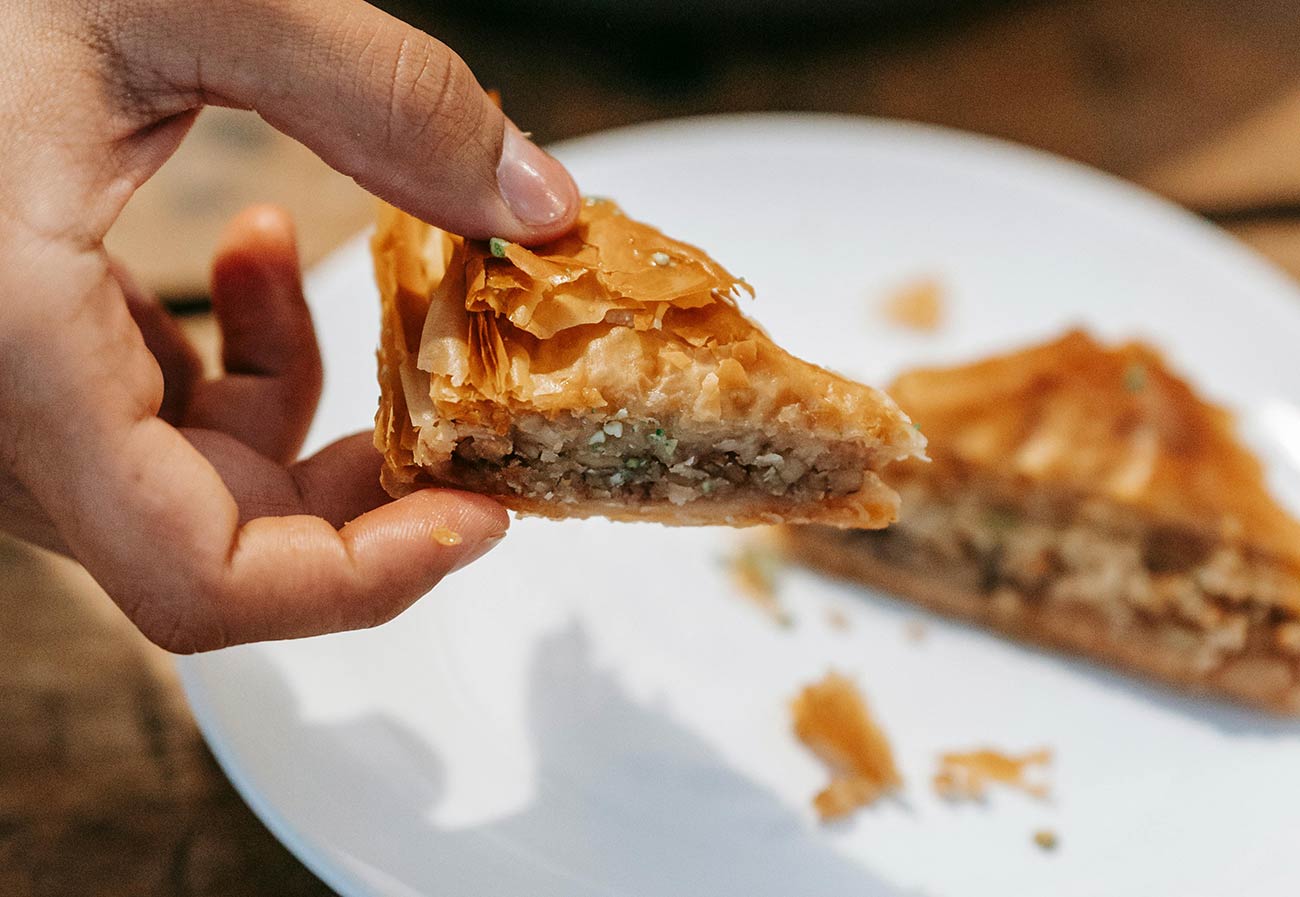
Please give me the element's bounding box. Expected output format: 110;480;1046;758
373;200;923;527
888;329;1300;565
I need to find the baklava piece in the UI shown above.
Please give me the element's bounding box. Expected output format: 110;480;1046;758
786;330;1300;712
373;200;923;527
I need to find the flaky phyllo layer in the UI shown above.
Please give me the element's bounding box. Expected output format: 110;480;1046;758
373;200;924;526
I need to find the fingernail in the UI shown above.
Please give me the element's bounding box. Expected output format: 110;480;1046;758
447;529;507;575
497;123;577;227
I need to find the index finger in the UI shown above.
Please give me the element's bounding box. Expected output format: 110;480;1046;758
103;0;579;243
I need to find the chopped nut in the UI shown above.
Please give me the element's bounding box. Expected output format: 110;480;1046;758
1124;362;1148;392
985;507;1021;533
1276;621;1300;655
646;428;679;462
1033;829;1059;851
990;587;1024;619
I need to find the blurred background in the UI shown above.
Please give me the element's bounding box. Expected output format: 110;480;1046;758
12;0;1300;893
105;0;1300;304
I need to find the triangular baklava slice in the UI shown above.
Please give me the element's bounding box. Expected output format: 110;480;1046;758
785;330;1300;712
373;200;923;527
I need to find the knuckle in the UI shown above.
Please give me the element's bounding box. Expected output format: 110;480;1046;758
127;581;230;655
65;0;187;122
358;597;409;632
133;608;203;654
361;579;439;632
383;36;478;156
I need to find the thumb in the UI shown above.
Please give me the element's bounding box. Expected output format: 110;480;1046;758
128;0;579;243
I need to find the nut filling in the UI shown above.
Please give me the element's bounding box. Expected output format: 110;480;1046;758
446;412;871;506
837;483;1300;691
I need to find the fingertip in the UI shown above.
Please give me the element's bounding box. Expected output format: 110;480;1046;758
390;488;510;554
304;489;504;631
414;490;509;575
204;203;319;419
343;488;508;584
215;205;299;271
226;203;296;241
494;122;580;244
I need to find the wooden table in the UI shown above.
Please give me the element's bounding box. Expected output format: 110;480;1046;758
11;1;1300;892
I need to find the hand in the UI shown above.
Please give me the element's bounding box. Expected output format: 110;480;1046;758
0;0;581;652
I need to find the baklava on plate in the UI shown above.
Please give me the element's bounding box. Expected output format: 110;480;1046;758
786;330;1300;712
373;199;923;527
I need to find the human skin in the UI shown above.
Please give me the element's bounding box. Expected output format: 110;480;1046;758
0;0;580;652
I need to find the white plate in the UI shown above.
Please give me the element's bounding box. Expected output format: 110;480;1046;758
178;115;1300;897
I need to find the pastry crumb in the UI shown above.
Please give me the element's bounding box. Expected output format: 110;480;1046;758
904;619;927;642
1033;828;1059;851
792;672;901;820
430;526;463;547
933;747;1052;801
730;540;790;626
881;277;945;332
826;608;851;631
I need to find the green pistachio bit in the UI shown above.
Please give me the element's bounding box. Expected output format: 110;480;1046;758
646;428;678;461
986;508;1020;532
1124;362;1147;392
489;237;509;258
625;457;646;469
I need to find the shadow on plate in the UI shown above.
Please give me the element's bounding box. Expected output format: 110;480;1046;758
231;624;918;897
